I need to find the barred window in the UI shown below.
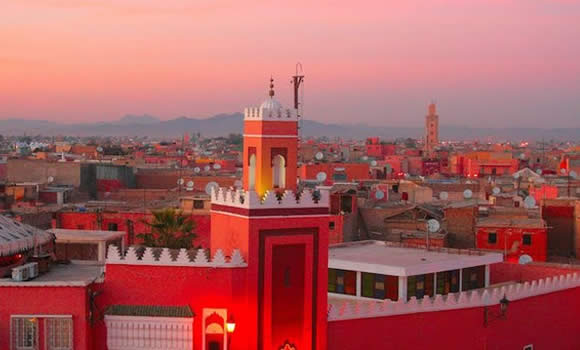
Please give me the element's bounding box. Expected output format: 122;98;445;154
45;318;73;350
11;317;38;350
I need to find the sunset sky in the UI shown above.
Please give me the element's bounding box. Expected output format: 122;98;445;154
1;0;579;127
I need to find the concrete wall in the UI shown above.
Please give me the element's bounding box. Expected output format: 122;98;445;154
6;159;81;186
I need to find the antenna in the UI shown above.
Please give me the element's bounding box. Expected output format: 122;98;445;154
292;63;305;164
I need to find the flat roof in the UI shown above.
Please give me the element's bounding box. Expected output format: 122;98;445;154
329;241;503;277
0;263;103;287
49;229;125;243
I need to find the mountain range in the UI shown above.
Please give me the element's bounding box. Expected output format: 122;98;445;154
0;113;578;141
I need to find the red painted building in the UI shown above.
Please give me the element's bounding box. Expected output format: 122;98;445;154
299;163;369;184
475;217;548;262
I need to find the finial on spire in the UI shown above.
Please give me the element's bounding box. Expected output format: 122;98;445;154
269;76;275;97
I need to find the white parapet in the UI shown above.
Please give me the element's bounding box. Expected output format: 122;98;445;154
106;245;247;268
327;273;580;321
244;107;297;121
211;187;330;209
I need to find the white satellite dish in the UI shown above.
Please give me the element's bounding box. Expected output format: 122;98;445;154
177;178;184;185
362;156;368;161
492;187;501;195
570;171;578;179
316;172;327;182
205;182;219;195
536;169;543;175
513;173;520;179
560;168;567;175
333;154;339;158
204;165;211;171
315;152;324;160
370;160;378;167
375;190;385;200
47;176;54;184
427;219;441;233
518;254;533;265
194;167;201;173
213;163;221;170
404;173;410;179
519;153;525;160
439;191;448;200
463;189;473;199
385;164;392;174
524;196;536;208
234;180;242;188
186;181;194;190
97;146;103;153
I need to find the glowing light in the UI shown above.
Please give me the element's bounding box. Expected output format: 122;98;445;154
226;315;236;334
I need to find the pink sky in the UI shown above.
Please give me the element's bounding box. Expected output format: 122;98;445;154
1;0;579;127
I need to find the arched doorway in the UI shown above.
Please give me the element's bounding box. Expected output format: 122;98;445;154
249;154;256;190
203;309;227;350
272;154;286;188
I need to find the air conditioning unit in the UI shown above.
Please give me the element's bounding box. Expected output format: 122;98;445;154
27;262;39;279
11;265;30;282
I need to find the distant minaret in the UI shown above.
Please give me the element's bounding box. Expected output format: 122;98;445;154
425;102;439;157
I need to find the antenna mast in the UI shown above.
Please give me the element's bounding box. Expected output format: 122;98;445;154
292;63;305;164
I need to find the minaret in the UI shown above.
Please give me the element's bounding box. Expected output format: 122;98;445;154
425;102;439;157
241;78;298;197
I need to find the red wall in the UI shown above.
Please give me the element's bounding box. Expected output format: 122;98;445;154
476;226;547;262
327;286;580;350
0;286;92;350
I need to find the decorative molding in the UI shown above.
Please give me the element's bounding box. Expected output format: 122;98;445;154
244;107;297;121
105;315;193;350
106;246;247;268
211;188;329;209
327;272;580;321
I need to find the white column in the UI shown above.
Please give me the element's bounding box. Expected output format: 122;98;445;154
398;276;407;301
485;265;490;287
433;273;438;295
98;242;106;264
356;271;362;297
459;268;463;292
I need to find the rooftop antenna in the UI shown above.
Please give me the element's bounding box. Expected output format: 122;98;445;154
292;63;305;164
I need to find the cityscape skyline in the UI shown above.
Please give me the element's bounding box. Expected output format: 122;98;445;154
1;0;579;128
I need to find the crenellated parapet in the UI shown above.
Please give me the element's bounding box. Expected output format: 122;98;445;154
211;187;329;209
244;107;297;121
328;272;580;321
106;245;247;268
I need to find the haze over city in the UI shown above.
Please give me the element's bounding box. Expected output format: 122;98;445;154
2;0;579;128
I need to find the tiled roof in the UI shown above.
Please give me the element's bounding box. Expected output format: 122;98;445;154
105;305;194;318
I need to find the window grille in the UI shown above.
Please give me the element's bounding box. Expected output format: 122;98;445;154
45;318;73;350
11;318;38;350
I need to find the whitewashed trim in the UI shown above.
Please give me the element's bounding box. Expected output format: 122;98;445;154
328;273;580;321
210;210;331;220
211;188;329;210
243;134;297;138
105;315;193;350
106;246;247;268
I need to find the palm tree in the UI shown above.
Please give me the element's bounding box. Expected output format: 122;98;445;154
138;208;197;249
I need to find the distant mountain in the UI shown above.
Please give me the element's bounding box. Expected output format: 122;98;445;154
0;113;578;141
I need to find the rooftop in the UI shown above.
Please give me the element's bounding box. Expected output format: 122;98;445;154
0;263;103;287
49;228;126;243
476;217;546;229
0;215;54;256
329;240;503;276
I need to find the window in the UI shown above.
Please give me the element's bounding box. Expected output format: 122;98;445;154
462;266;485;291
45;318;73;350
329;221;335;230
362;272;398;300
11;317;38;350
328;269;356;296
272;154;286;188
332;173;347;181
107;223;118;231
488;232;497;244
194;200;205;209
76;225;85;230
248;154;256;190
523;234;532;246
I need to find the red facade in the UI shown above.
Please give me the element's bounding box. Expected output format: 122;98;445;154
476;226;548;262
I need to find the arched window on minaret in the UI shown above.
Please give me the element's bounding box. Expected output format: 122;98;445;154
272;154;286;188
249;154;256;190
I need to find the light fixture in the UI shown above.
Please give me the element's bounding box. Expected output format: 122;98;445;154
499;295;510;316
484;294;510;326
226;315;236;334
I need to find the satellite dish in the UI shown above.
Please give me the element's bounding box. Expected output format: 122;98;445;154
492;187;501;195
518;254;533;265
570;171;578;179
370;160;378;167
519;153;525;160
204;165;210;171
560;168;567;175
96;146;103;153
316;172;327;182
404;173;410;179
375;190;385;200
333;154;339;158
194;167;201;173
427;219;441;233
463;189;473;199
205;182;219;195
439;191;448;200
47;176;54;184
513;173;520;179
524;196;536;208
213;163;221;170
315;152;324;160
362;156;368;161
177;178;184;185
234;180;242;188
385;164;392;174
186;181;194;189
536;169;543;175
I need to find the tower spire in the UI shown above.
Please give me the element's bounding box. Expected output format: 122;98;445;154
269;76;275;97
